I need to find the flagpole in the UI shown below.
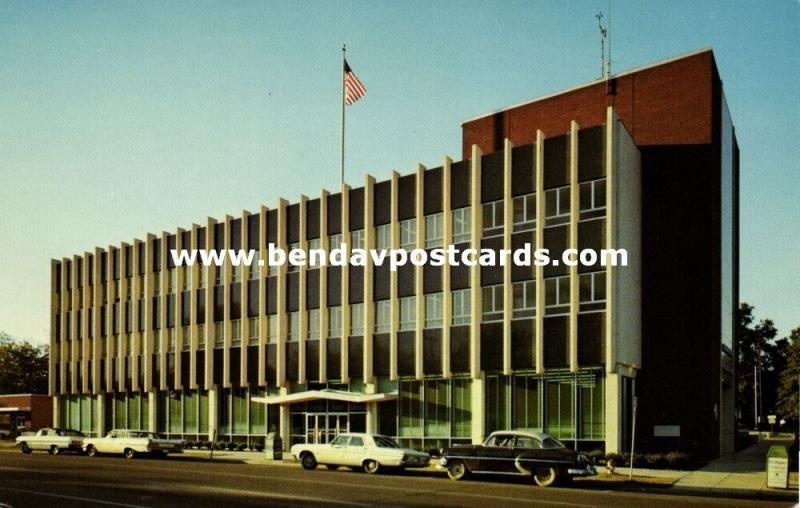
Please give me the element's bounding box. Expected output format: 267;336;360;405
340;43;346;187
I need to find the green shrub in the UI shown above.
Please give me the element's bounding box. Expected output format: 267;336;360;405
644;453;666;468
237;443;248;451
664;451;691;469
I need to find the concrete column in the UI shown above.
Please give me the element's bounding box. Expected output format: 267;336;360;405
223;216;232;389
258;207;268;387
52;394;60;427
298;196;308;384
81;252;90;394
175;228;186;390
340;185;351;383
414;164;425;380
50;260;58;396
389;171;399;381
129;244;140;392
363;175;375;383
144;236;154;392
469;145;482;380
159;232;169;391
276;200;288;387
204;218;216;390
502;139;513;376
96;393;105;437
441;157;453;378
189;224;200;390
319;191;329;382
470;375;485;444
148;390;157;433
569;121;580;373
604;372;621;453
366;402;378;434
59;258;68;394
605;107;618;374
278;387;290;450
240;212;250;387
71;255;79;394
207;386;218;441
535;131;546;374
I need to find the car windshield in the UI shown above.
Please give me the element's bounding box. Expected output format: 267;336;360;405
541;437;565;449
373;436;401;448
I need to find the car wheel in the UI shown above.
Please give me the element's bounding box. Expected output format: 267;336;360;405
325;464;339;470
123;448;136;459
86;444;98;457
362;459;380;474
50;445;60;456
20;442;32;454
446;460;468;481
300;452;317;470
533;467;559;487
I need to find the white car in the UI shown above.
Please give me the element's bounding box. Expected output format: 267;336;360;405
15;428;85;455
83;429;184;459
290;433;430;474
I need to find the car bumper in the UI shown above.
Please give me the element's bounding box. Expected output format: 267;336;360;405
400;457;430;468
567;464;597;477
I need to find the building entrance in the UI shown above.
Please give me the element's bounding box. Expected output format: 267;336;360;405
304;413;349;444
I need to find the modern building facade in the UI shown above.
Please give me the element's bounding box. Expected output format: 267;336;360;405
49;48;738;459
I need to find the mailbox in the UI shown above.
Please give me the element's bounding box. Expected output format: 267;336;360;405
766;445;789;489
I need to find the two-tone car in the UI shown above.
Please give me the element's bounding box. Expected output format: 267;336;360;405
83;429;184;459
290;433;430;474
15;428;85;455
439;430;596;487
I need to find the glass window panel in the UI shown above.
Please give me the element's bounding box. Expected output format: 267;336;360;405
580;182;592;211
545;278;557;306
545;189;558;218
350;303;364;335
558;277;570;305
558;187;571;216
329;307;342;338
308;309;320;339
594;272;606;301
579;273;593;302
594;179;606;209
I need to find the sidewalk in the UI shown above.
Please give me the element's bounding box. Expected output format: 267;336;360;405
668;436;798;499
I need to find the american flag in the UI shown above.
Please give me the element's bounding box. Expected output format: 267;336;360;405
343;59;366;106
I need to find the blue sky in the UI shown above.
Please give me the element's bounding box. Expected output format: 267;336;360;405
0;1;797;345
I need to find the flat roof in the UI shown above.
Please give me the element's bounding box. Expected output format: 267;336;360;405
462;47;713;125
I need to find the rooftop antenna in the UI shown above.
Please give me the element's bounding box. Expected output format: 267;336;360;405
596;12;608;80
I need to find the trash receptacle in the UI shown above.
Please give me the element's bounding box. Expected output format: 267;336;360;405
272;437;283;460
766;445;789;489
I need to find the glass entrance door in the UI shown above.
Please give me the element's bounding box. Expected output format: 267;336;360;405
305;413;349;444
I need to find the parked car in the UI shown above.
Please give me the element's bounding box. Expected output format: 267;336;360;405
15;428;85;455
0;430;10;439
290;433;430;474
83;429;184;459
439;430;596;487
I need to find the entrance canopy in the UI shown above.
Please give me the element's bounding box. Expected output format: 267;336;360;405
252;389;397;406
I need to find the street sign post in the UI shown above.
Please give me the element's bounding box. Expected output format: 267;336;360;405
766;445;789;489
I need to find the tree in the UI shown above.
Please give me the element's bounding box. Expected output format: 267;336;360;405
776;327;800;422
736;303;780;428
0;331;49;394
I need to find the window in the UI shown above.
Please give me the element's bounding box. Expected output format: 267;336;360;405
198;268;206;289
197;324;205;348
580;179;606;212
328;307;342;338
288;312;300;341
482;285;504;320
579;271;606;302
288;242;300;272
307;238;322;267
349;436;364;447
183;267;191;290
452;289;471;325
214;322;223;347
400;219;416;250
425;293;443;328
248;317;259;344
513;280;536;318
214;266;222;285
350;230;365;250
249;264;259;280
375;300;391;333
169;269;177;292
452;207;471;244
425;213;443;248
513;193;537;226
545;186;570;218
329;233;343;251
231;319;241;346
399;296;416;331
350;303;364;335
266;315;277;343
231;265;241;283
545;276;571;307
482;200;504;231
182;326;190;350
308;309;320;339
375;224;391;250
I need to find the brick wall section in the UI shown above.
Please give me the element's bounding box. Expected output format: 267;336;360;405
0;394;52;431
462;50;716;157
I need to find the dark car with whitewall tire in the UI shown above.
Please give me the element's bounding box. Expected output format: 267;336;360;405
439;430;596;487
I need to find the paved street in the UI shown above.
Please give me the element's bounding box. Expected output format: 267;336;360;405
0;450;793;508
